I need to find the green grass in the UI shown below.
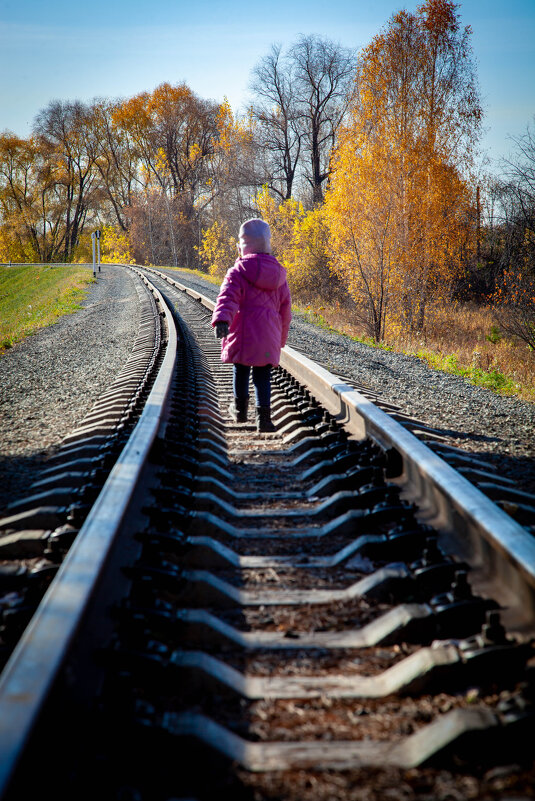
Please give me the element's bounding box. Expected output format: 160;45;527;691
0;264;94;354
413;348;520;396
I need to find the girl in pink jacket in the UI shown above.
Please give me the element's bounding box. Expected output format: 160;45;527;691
212;218;292;432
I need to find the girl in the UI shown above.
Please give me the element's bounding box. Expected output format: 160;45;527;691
212;218;292;432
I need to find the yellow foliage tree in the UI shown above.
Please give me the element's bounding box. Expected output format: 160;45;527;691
72;232;93;264
256;186;335;301
197;219;237;278
0;134;46;262
101;225;135;264
112;83;218;200
285;206;335;301
0;228;33;263
325;137;400;340
325;0;480;340
255;186;303;263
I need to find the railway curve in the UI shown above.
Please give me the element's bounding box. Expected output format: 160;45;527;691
0;263;534;800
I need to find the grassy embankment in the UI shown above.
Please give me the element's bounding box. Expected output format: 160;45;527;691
167;265;535;403
0;264;95;355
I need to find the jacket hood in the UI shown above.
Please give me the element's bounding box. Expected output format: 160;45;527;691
239;218;271;256
236;254;287;291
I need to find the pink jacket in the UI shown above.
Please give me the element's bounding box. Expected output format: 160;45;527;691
211;253;292;366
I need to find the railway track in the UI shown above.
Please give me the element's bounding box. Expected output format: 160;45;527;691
0;264;534;800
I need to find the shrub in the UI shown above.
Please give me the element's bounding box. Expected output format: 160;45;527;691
197;219;237;278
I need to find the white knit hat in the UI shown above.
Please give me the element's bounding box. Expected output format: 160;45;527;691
239;218;271;255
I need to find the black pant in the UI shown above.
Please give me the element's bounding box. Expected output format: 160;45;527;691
233;364;271;406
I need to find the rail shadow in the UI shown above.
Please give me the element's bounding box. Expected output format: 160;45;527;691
462;449;535;495
432;428;503;444
0;451;52;519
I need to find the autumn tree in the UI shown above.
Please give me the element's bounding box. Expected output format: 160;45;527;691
250;44;303;201
113;83;260;267
111;83;219;265
488;118;535;349
113;83;218;199
290;34;355;203
0;115;101;264
100;224;135;264
90;99;139;232
33;100;102;261
255;187;342;303
0;100;138;263
0;133;42;261
197;218;237;278
325;0;481;339
325;136;401;340
255;187;303;265
251;35;355;205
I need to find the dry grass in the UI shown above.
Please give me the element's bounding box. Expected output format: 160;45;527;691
296;300;535;402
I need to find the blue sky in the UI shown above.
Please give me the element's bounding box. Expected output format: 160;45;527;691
1;0;534;171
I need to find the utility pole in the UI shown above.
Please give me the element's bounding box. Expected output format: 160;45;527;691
91;230;101;277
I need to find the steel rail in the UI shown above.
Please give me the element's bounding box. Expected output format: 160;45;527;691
279;345;535;628
147;267;535;632
0;269;177;796
1;264;533;796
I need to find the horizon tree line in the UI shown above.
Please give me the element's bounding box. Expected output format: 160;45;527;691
0;0;533;343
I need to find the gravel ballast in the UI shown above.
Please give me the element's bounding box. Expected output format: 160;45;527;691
1;264;534;517
0;265;140;515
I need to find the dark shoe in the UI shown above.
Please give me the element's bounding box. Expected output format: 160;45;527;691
256;406;276;432
229;397;249;423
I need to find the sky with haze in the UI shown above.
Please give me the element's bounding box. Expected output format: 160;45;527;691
1;0;534;171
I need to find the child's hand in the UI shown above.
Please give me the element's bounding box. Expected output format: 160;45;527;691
214;322;229;339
